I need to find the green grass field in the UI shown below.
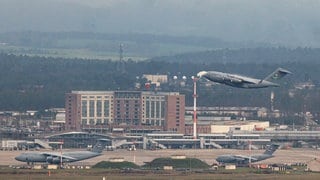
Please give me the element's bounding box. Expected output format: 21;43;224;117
0;45;147;61
0;32;212;61
1;166;320;180
1;171;320;180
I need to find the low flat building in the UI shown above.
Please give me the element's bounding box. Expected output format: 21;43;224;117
142;74;168;85
185;106;269;118
185;120;269;135
210;121;269;133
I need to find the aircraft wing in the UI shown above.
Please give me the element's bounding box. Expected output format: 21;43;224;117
230;75;257;84
42;152;77;160
226;76;243;84
233;155;258;161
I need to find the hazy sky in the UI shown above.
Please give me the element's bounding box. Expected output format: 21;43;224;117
1;0;320;46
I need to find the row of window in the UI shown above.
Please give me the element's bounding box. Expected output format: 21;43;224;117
82;96;113;99
145;119;164;126
144;96;165;100
81;100;111;117
81;118;110;125
81;118;167;126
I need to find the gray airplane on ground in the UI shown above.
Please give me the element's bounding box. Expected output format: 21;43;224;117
216;144;280;165
15;141;107;165
197;68;291;88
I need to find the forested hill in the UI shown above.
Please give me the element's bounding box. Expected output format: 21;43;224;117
150;47;320;64
0;52;319;110
0;32;267;59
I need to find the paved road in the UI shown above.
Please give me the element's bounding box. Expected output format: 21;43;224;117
1;148;319;166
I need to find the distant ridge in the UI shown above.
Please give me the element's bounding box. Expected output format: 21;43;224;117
149;47;320;64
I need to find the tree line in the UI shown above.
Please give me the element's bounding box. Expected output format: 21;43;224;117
0;49;319;117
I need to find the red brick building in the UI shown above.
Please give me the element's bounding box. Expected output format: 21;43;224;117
165;94;185;133
65;91;185;133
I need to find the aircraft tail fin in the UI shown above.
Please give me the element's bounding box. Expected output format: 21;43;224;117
263;144;279;155
92;139;109;153
262;68;292;82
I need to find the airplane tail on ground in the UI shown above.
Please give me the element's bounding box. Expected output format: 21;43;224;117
92;139;109;153
262;68;292;82
263;144;280;155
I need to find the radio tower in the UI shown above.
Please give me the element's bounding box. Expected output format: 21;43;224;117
119;43;123;62
117;44;125;73
193;77;198;139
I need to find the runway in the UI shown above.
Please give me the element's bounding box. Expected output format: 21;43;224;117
1;148;319;166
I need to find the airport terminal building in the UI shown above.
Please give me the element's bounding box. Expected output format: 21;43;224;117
65;91;185;133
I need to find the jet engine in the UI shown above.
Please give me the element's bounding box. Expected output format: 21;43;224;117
46;156;53;163
52;157;61;164
46;156;61;164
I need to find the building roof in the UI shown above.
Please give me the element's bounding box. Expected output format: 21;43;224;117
185;120;268;126
70;90;181;96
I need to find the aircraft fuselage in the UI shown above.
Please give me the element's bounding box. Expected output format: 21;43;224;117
15;151;100;164
216;154;274;164
202;71;279;88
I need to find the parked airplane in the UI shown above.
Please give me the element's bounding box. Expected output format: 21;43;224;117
15;140;107;165
197;68;291;88
216;144;279;165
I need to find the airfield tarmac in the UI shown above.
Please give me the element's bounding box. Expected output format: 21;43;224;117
1;148;319;166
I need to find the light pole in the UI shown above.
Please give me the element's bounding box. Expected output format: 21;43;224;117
192;76;198;139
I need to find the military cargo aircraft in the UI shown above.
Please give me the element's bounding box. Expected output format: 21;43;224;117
15;140;107;165
197;68;291;88
216;144;279;165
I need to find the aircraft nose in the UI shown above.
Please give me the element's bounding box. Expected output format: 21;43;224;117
216;157;222;162
15;156;21;161
197;71;207;78
15;155;24;162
